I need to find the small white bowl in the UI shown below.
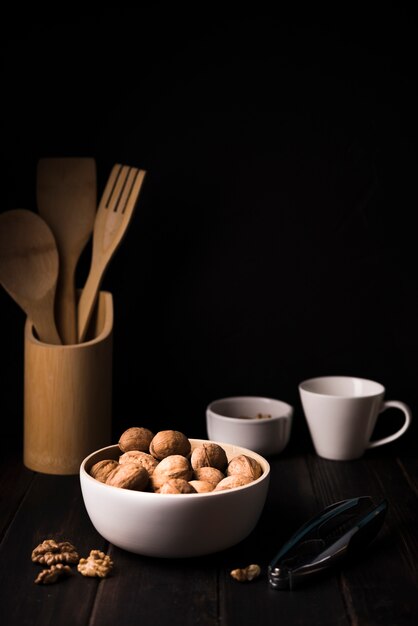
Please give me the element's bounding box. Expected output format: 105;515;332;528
80;439;270;558
206;396;293;456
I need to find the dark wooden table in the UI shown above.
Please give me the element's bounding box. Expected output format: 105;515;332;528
1;432;417;626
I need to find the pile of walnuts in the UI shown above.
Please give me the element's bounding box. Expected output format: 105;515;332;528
89;427;263;494
31;539;113;585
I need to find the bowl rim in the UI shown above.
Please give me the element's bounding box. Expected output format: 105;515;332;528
206;396;294;423
80;438;271;499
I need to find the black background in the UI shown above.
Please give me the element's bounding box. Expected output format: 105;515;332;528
2;7;417;452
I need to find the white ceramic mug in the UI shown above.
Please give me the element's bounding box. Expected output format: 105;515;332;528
299;376;412;461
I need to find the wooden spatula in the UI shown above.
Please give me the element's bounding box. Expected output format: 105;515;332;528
37;158;97;344
0;209;61;344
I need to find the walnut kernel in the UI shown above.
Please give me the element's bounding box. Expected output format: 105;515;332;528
230;564;261;582
34;563;72;585
77;550;113;578
31;539;79;566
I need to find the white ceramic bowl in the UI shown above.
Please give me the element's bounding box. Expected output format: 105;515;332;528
80;439;270;558
206;396;293;456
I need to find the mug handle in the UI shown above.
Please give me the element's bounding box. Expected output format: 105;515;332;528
368;401;412;449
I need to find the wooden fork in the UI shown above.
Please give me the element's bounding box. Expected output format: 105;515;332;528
77;164;146;342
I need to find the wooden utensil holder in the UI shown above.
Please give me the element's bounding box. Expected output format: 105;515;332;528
24;291;113;474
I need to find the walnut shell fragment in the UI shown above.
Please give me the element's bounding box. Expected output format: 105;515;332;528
77;550;113;578
119;426;154;452
190;443;228;472
31;539;79;566
230;564;261;582
150;430;191;460
34;563;72;585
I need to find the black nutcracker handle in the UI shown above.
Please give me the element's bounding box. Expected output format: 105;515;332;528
268;496;388;590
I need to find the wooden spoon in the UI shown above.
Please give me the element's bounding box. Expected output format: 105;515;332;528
0;209;61;344
37;158;97;344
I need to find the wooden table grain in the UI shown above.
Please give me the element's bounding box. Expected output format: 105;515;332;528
0;436;417;626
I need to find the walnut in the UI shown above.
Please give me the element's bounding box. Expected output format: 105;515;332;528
226;455;263;480
34;563;72;585
188;480;215;493
190;443;228;472
106;463;149;491
230;564;261;582
149;430;191;460
77;550;113;578
90;459;119;483
151;455;192;491
214;475;254;491
31;539;79;566
193;466;224;486
159;479;197;494
119;426;154;452
119;450;159;477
